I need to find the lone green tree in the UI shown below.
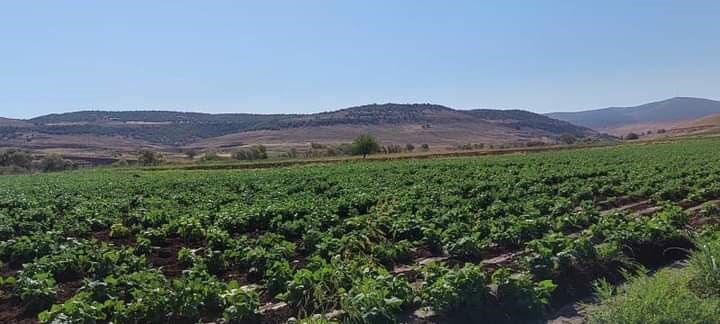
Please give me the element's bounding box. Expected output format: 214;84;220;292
351;134;380;159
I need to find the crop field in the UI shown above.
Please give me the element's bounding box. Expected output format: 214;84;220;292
1;137;720;323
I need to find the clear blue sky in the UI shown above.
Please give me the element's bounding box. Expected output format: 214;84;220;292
2;0;719;118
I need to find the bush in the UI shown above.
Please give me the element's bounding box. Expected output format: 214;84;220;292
559;133;577;145
200;151;224;162
384;145;402;154
0;149;32;170
137;150;163;166
184;149;199;159
232;145;268;161
624;133;640;140
38;154;76;173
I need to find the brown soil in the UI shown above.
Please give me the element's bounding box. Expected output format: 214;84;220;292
57;280;84;302
0;295;37;324
147;236;186;277
91;229;136;246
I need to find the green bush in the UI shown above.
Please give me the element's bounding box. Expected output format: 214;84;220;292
137;150;163;166
232;145;268;161
38;154;76;173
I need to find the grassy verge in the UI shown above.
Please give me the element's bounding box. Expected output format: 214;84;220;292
586;237;720;323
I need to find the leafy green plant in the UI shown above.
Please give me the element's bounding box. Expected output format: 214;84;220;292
492;268;556;316
109;223;131;239
221;281;260;323
17;272;57;313
420;263;488;313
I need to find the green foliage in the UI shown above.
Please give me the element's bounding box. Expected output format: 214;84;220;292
688;239;720;297
17;272;57;313
340;274;411;323
38;154;76;173
0;137;720;322
587;269;720;324
492;268;556;316
351;134;380;158
265;260;293;296
109;223;131;239
221;281;260;323
137;150;163;166
232;145;268;160
0;149;32;170
419;263;488;313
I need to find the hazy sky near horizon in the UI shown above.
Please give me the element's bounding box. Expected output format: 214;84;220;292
2;1;720;119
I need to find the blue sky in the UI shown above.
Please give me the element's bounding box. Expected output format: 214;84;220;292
2;0;719;118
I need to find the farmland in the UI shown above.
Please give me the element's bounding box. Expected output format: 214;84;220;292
1;137;720;323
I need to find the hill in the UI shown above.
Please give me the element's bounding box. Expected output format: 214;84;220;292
0;104;599;155
546;97;720;132
685;113;720;128
0;117;30;127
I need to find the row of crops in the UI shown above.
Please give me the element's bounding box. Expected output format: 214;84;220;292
1;137;720;323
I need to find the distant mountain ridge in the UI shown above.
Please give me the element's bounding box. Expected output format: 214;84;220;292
1;104;598;148
546;97;720;130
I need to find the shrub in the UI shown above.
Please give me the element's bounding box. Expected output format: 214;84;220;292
201;151;224;162
559;133;577;145
232;145;268;161
137;150;163;166
38;154;75;173
0;149;32;170
624;133;640;140
184;149;199;159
